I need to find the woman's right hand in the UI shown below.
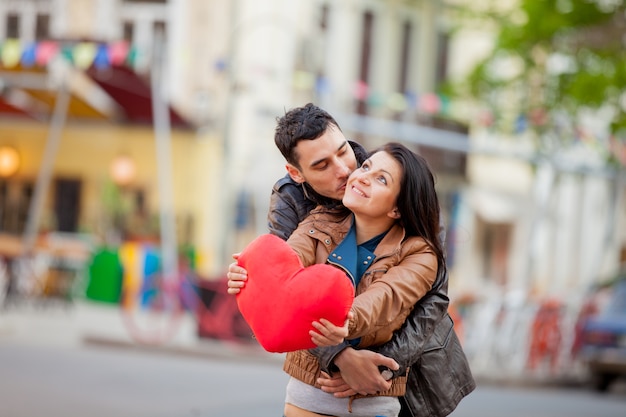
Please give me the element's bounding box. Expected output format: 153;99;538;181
226;253;248;295
310;311;353;347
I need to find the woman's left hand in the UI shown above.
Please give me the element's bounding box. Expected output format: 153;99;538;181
310;312;352;347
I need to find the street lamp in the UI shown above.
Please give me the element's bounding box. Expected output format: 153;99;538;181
0;146;20;178
110;154;136;186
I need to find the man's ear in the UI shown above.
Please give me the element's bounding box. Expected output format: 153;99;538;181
388;207;401;220
286;163;305;184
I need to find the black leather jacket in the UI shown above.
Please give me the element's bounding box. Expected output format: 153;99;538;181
266;141;475;417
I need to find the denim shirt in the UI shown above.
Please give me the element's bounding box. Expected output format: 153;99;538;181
327;218;387;347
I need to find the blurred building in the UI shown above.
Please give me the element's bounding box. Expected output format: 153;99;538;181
445;0;626;300
6;0;622;301
1;0;469;277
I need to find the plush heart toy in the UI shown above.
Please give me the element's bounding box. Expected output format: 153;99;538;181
236;233;354;353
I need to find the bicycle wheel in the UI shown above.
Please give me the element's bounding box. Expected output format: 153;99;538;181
120;272;184;345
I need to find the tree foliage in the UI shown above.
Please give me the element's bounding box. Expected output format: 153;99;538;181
451;0;626;167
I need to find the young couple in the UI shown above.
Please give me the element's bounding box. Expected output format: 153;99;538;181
227;103;475;417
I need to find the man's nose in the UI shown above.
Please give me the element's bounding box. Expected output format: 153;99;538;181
336;160;351;178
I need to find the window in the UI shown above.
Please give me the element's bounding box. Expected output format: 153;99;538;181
0;180;33;234
54;179;81;233
6;14;19;38
319;4;329;31
35;14;50;40
398;21;412;94
357;11;374;115
435;31;450;88
153;20;167;41
122;21;134;43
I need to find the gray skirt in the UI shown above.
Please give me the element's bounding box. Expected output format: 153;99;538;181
285;377;401;417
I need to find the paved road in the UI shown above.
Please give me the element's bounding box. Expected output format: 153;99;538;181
2;341;626;417
0;343;289;417
1;301;625;417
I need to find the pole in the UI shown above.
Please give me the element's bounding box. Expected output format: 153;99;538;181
151;29;179;283
217;0;240;272
22;77;70;253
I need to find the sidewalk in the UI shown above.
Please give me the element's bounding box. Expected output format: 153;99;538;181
0;298;284;365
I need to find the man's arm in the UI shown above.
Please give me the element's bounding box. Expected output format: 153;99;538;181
316;215;450;395
372;212;451;372
314;274;449;397
267;175;317;240
375;276;449;373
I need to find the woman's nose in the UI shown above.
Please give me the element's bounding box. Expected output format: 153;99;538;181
355;171;369;183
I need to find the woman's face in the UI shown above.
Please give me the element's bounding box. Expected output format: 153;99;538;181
342;150;402;221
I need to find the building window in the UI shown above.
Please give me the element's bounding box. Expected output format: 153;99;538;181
54;178;81;233
319;4;329;31
123;21;134;43
435;31;450;88
35;14;50;40
153;20;167;41
357;11;374;115
0;180;33;234
398;21;412;94
6;14;19;38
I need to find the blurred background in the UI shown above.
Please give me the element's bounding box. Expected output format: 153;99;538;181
1;0;626;402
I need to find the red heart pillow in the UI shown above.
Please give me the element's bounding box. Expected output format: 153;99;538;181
236;234;354;353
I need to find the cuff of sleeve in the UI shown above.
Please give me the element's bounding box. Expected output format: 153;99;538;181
309;342;351;375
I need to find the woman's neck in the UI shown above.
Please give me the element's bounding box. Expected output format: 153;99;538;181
353;214;395;244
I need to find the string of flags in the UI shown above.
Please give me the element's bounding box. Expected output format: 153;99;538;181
291;70;452;116
476;106;626;166
0;39;139;70
2;38;453;116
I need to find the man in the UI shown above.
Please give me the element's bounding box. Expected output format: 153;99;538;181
228;103;475;417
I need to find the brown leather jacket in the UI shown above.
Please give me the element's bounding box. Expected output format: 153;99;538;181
268;141;475;417
282;208;438;397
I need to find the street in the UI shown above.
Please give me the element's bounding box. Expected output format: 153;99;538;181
0;343;288;417
1;342;625;417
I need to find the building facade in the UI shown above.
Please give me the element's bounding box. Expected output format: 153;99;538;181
2;0;464;276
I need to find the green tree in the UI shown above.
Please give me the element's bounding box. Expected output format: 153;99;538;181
450;0;626;167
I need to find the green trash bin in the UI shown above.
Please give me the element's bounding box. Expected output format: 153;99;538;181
85;248;123;303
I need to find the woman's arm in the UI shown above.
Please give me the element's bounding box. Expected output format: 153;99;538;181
349;244;438;343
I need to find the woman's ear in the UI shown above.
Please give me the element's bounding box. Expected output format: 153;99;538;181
286;163;305;184
389;207;401;220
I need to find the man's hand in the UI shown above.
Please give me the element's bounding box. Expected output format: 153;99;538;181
317;348;399;397
226;253;247;295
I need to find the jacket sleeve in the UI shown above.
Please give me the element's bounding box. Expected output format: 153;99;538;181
349;243;438;342
267;176;311;241
309;343;350;375
374;272;450;376
373;213;450;376
311;273;450;377
313;216;451;377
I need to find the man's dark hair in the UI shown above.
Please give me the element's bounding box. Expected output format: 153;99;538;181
274;103;341;169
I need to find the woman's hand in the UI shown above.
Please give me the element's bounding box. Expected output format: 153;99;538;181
310;311;353;347
226;253;247;295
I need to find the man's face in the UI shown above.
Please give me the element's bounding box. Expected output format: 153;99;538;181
285;126;357;201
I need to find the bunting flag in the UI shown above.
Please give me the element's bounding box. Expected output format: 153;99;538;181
0;39;137;69
0;40;459;117
609;135;626;166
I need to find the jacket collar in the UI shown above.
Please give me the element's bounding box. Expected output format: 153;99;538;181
374;223;406;257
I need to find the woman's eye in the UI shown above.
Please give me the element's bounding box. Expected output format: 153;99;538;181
378;176;387;185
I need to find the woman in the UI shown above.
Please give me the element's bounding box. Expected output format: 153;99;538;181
232;143;445;417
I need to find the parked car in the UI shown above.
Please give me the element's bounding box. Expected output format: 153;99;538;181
577;278;626;392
